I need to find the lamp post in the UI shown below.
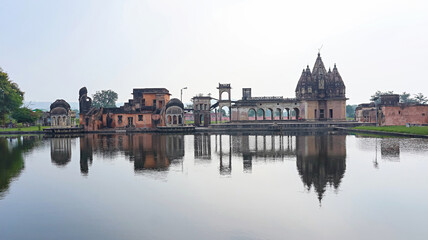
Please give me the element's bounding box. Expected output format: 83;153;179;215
180;87;187;102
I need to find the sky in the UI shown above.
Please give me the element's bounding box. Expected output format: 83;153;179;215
0;0;427;105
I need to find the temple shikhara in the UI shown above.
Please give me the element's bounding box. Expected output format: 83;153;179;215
79;53;348;131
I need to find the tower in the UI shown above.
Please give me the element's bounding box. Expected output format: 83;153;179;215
217;83;232;122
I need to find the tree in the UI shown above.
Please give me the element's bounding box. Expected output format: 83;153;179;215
399;92;415;103
346;105;357;119
0;68;24;125
92;90;118;108
414;93;427;104
11;107;39;124
370;90;394;102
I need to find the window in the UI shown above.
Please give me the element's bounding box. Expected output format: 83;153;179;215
138;115;143;121
118;115;123;123
329;109;333;118
153;100;157;108
398;111;401;114
141;99;145;106
320;109;325;119
314;109;317;119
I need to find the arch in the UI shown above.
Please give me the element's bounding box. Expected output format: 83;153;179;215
173;115;177;124
293;108;300;120
248;108;256;121
266;108;273;120
257;109;265;120
290;109;296;120
220;106;230;122
283;108;290;120
178;115;182;124
168;115;172;124
200;114;204;126
220;91;230;101
275;108;282;120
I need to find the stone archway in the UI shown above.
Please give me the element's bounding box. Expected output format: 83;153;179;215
293;108;300;120
257;109;265;120
248;108;256;121
275;108;282;120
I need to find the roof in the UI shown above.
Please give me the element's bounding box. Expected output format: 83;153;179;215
166;98;184;109
132;88;170;95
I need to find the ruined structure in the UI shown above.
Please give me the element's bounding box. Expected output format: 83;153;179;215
356;94;428;126
49;99;76;128
79;87;185;131
192;95;212;127
165;98;184;126
228;53;347;122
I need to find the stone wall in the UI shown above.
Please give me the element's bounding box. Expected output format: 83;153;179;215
382;105;428;126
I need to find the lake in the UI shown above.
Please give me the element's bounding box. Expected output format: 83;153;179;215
1;133;428;240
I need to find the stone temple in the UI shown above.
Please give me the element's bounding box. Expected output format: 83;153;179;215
229;53;347;122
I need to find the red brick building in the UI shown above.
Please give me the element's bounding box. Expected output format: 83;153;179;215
355;94;428;126
79;87;184;131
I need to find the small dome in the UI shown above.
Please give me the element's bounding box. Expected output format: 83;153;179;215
51;107;68;115
166;98;184;109
50;99;71;111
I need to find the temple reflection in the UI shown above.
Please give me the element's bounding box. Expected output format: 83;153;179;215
295;135;347;202
194;133;211;160
79;134;184;174
214;134;297;173
50;138;72;167
212;133;347;202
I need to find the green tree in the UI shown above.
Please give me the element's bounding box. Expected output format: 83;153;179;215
92;90;118;108
0;68;24;125
370;90;394;102
11;107;39;124
414;93;427;104
399;92;416;103
346;105;357;118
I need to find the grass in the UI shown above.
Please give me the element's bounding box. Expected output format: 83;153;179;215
353;126;428;136
0;126;49;132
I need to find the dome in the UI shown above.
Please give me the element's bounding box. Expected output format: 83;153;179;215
50;99;71;111
51;107;68;115
166;98;184;109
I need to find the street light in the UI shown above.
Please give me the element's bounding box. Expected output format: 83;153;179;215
180;87;187;102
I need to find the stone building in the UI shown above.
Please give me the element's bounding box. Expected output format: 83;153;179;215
165;98;184;126
79;87;184;131
229;53;347;121
192;95;212;127
295;53;347;120
356;94;428;126
49;99;76;128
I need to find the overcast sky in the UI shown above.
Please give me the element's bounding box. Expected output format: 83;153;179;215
1;0;427;105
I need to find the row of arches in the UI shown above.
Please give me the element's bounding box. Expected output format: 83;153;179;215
248;108;300;121
166;114;183;125
51;115;75;127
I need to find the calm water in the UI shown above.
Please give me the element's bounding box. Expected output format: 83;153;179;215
1;133;428;240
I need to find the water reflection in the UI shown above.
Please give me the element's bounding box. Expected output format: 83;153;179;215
50;138;72;167
296;135;346;202
79;134;184;175
0;136;42;198
212;134;346;201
